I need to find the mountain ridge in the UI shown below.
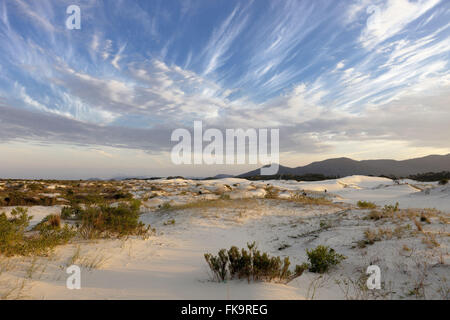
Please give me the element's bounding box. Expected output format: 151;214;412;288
238;154;450;178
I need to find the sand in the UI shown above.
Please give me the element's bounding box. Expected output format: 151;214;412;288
0;176;448;300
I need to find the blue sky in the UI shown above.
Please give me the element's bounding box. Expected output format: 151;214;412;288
0;0;449;178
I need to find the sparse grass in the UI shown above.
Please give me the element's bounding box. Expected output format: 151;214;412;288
26;257;39;279
165;198;255;212
407;260;429;299
291;193;334;206
335;268;395;300
67;246;81;266
78;253;109;270
0;257;15;275
0;279;27;300
358;225;411;248
414;219;423;232
219;194;231;200
65;246;108;270
422;232;440;248
319;220;332;230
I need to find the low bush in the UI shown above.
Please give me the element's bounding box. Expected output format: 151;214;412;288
205;249;229;282
357;201;377;209
291;194;333;205
204;242;305;283
305;245;346;273
66;200;152;239
61;205;83;220
366;210;384;220
0;192;57;206
382;202;399;213
439;179;448;185
32;214;61;231
0;207;31;255
0;208;75;256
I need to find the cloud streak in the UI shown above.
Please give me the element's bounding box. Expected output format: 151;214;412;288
0;0;449;177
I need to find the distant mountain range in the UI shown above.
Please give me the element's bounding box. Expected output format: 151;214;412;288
238;154;450;178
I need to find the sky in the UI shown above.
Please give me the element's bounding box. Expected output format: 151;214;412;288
0;0;449;179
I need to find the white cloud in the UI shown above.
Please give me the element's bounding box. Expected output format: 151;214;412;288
202;5;249;75
336;61;345;70
360;0;441;48
111;44;126;70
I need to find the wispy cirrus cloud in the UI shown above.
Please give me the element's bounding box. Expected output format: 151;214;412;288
358;0;441;48
201;4;250;76
0;0;449;177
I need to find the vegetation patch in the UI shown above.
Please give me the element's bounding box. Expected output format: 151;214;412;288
357;201;377;209
291;193;334;206
0;208;75;257
408;171;450;182
305;245;346;273
204;242;305;283
1;199;153;256
74;200;153;239
358;225;411;248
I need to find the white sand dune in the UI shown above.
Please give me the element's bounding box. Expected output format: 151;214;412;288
1;175;448;300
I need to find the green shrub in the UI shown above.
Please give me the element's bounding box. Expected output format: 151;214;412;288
295;263;309;276
439;179;448;185
205;249;229;282
305;245;346;273
204;242;304;283
227;246;252;280
357;201;377;209
0;208;75;256
0;207;31;255
61;205;83;220
76;200;151;239
26;225;75;255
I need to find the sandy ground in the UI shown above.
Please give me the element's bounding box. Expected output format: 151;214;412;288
1;176;449;299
